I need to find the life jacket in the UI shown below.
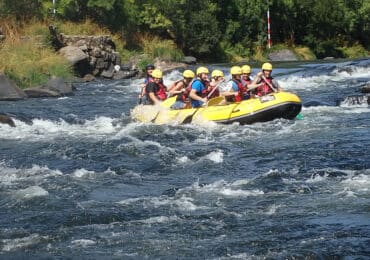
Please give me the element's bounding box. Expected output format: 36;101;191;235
145;81;167;104
231;79;247;102
156;81;167;100
187;79;209;99
207;80;220;99
255;77;273;96
168;79;183;93
241;77;252;87
168;79;187;101
178;79;193;102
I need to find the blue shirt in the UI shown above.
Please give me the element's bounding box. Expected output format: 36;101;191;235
231;81;239;91
191;79;206;108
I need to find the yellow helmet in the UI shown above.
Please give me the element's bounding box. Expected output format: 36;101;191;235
241;65;251;74
182;70;195;78
262;62;273;71
230;66;242;75
211;69;224;78
196;67;209;75
151;69;163;79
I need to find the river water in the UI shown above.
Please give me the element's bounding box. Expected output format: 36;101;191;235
0;59;369;259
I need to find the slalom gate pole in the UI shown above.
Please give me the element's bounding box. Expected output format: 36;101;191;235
267;9;271;49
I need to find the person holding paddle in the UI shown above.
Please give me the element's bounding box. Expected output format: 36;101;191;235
189;67;210;108
145;69;167;105
208;70;225;98
167;69;195;109
139;64;155;104
252;62;281;96
222;66;249;102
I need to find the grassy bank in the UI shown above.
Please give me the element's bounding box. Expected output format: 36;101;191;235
0;19;73;89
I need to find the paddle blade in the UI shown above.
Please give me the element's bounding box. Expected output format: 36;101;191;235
131;105;159;123
160;96;177;109
207;96;224;106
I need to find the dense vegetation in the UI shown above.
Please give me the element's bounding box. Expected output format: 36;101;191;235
0;0;369;87
1;0;368;60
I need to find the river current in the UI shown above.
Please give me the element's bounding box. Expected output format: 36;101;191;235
1;59;369;259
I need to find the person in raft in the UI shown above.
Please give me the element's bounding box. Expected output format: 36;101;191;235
166;69;195;110
139;64;155;103
251;62;282;96
145;69;167;105
240;64;264;96
207;69;225;99
222;66;250;102
189;67;210;108
241;65;253;87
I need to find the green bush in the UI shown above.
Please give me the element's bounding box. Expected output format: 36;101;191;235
339;44;369;59
136;34;184;62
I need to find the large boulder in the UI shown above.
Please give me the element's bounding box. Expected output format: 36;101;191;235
268;49;298;61
42;77;74;95
59;45;89;66
24;88;61;98
24;77;74;98
183;56;197;65
0;73;27;100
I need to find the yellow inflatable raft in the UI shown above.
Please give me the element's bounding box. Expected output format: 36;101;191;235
131;91;302;125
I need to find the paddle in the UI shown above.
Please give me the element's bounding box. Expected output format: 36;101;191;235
206;96;224;106
261;75;277;92
160;96;177;109
205;79;225;106
138;86;145;104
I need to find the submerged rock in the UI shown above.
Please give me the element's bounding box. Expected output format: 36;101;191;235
361;84;370;93
0;114;16;127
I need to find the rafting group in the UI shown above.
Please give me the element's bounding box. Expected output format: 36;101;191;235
139;63;281;109
133;63;301;125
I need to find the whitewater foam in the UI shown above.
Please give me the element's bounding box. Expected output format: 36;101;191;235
0;116;118;141
0;163;62;186
1;234;48;252
13;186;49;199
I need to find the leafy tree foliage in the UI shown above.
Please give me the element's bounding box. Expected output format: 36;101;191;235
0;0;369;59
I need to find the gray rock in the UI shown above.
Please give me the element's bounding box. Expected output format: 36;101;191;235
83;74;96;82
42;77;74;95
96;58;109;69
24;87;61;98
113;70;139;80
0;114;15;127
361;84;370;93
183;56;197;64
101;68;115;78
268;49;298;61
59;46;88;65
0;73;27;100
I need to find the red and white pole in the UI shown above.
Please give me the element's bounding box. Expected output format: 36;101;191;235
267;9;271;49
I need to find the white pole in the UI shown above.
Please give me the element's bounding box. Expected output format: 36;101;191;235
267;8;271;49
52;0;56;17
